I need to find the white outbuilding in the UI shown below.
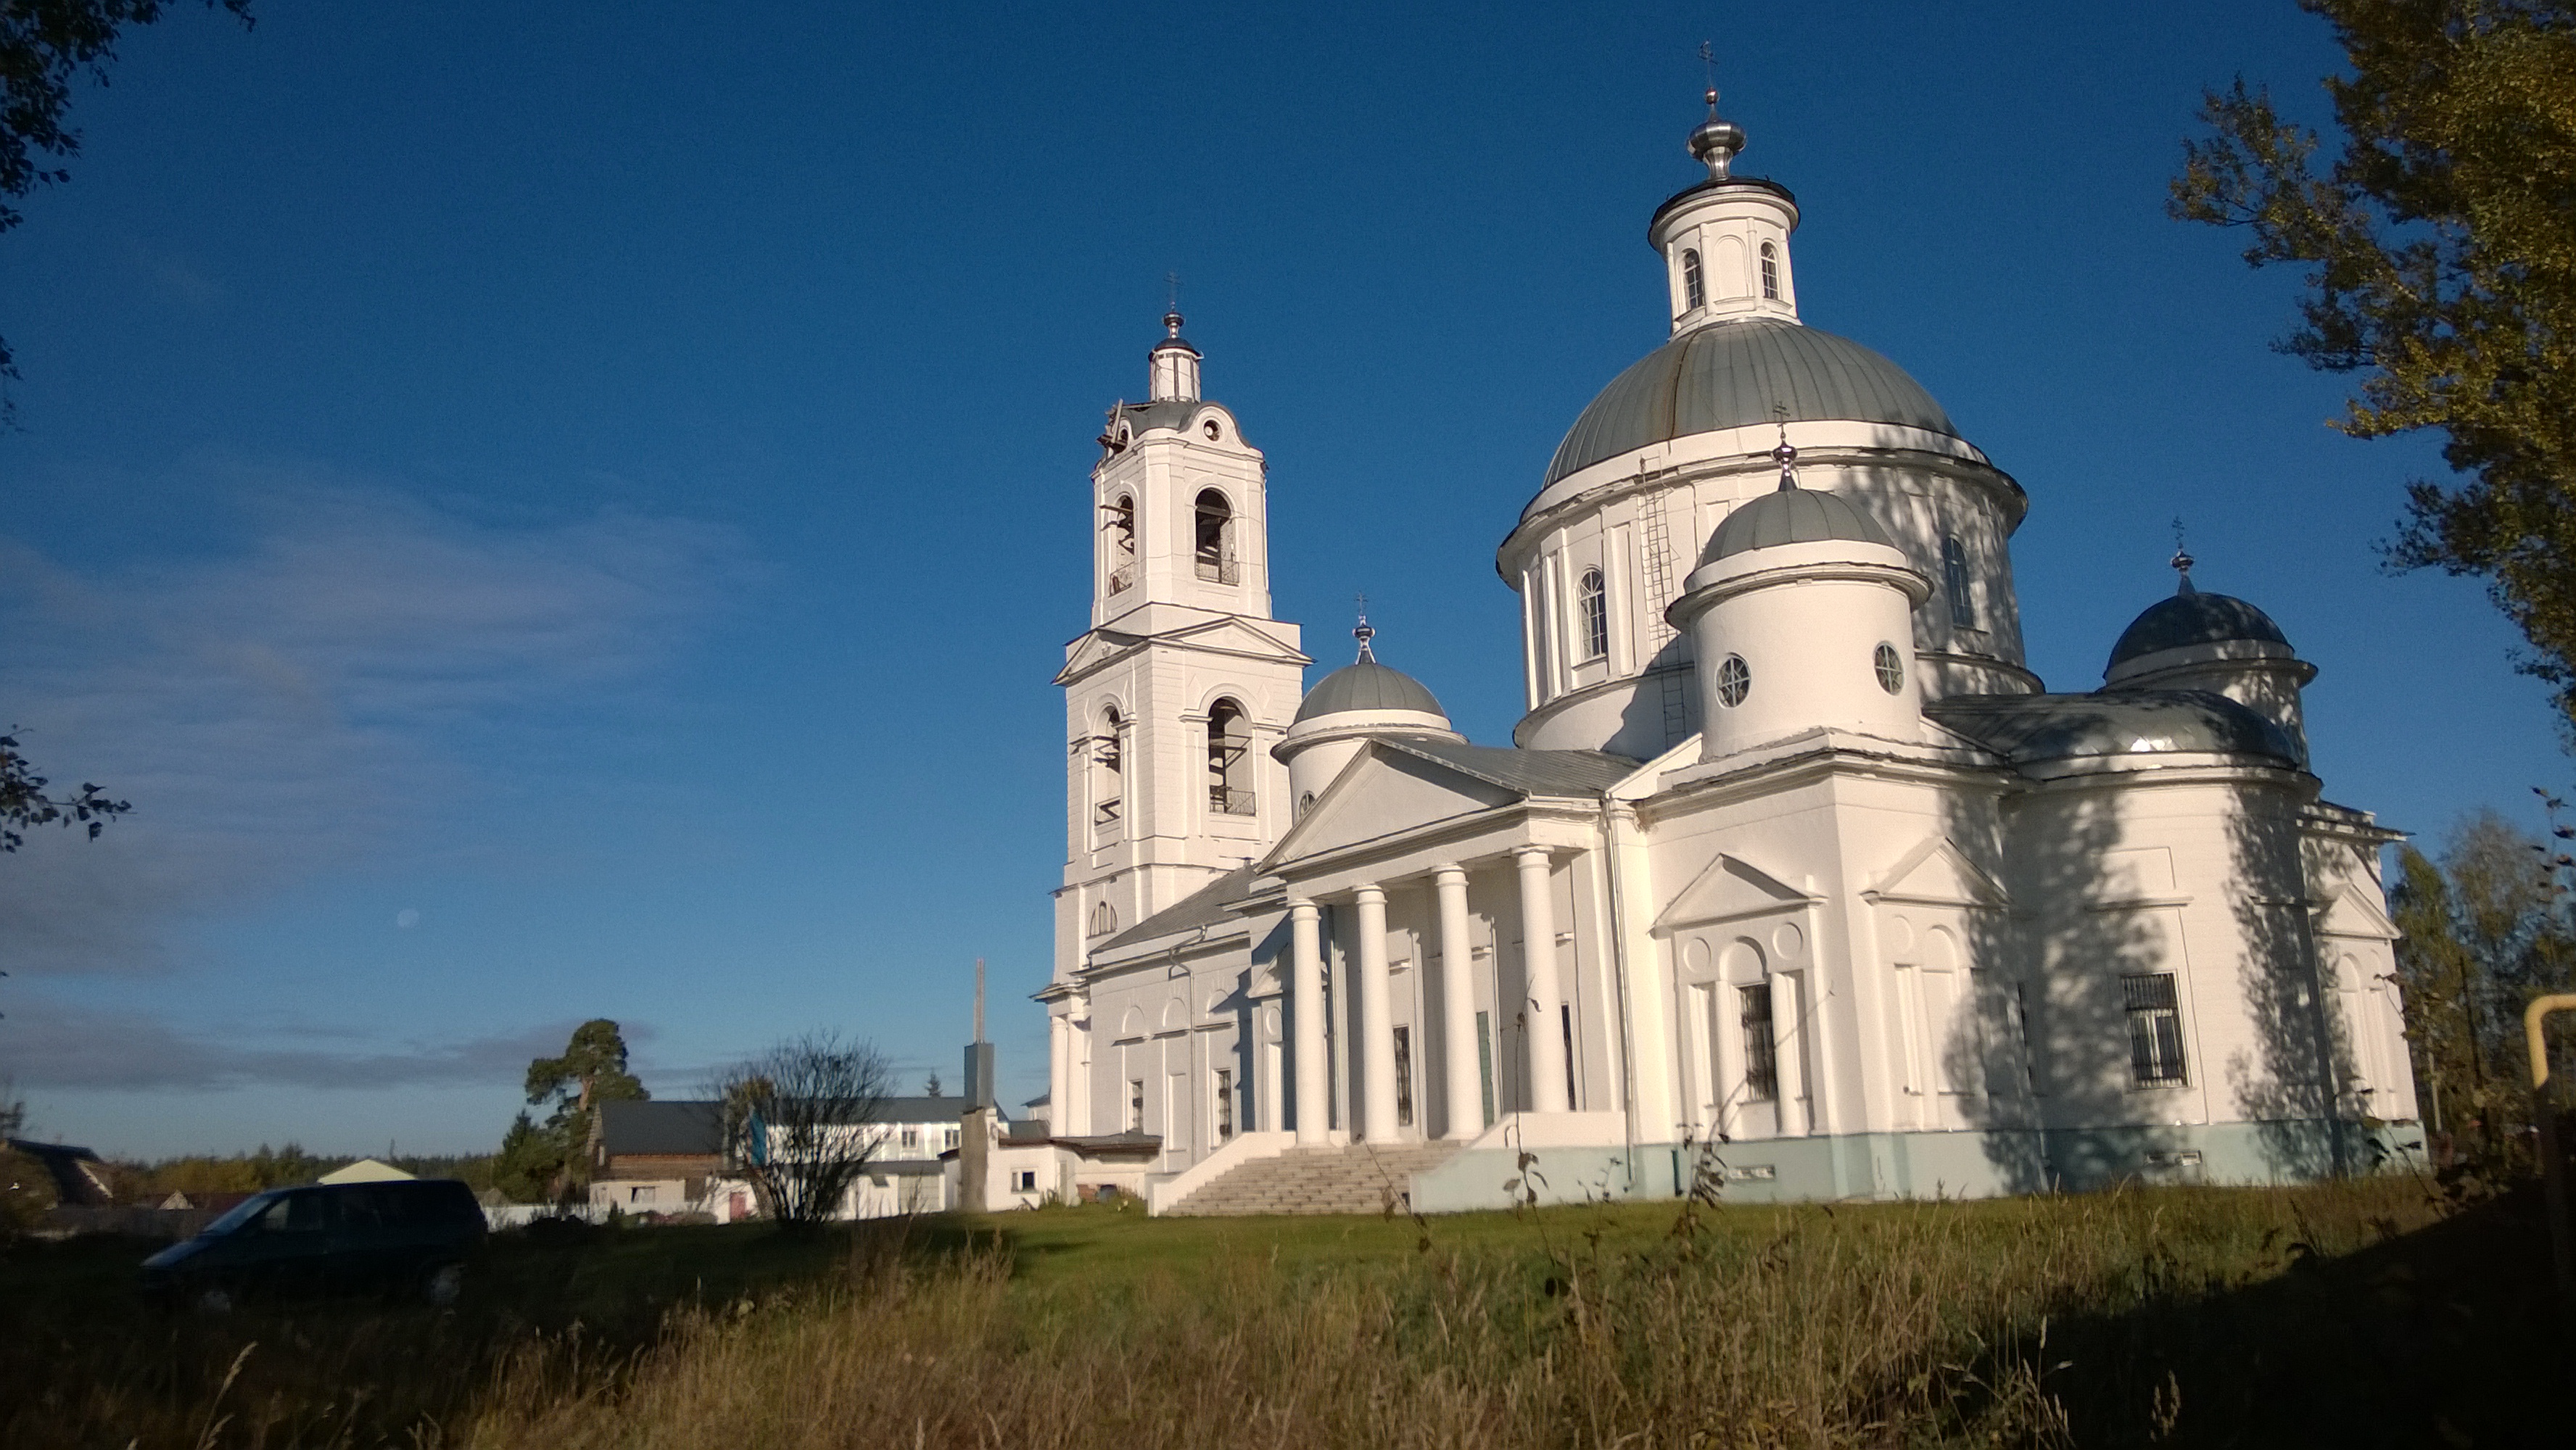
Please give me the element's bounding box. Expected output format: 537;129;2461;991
1033;94;2419;1214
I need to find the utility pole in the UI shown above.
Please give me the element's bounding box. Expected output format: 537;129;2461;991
960;958;995;1214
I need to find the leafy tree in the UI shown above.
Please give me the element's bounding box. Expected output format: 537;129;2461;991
2171;1;2576;727
520;1019;647;1192
2390;807;2576;1179
1;731;126;853
0;1;255;406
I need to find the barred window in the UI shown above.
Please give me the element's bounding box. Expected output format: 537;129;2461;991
2123;973;2189;1087
1740;982;1778;1101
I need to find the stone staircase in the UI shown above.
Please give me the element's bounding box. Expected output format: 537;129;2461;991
1163;1140;1462;1217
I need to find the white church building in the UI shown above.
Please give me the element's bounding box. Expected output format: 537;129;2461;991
1032;97;2420;1214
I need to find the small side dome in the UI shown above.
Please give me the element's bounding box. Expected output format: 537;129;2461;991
2108;588;2290;674
1294;660;1446;724
1702;486;1896;565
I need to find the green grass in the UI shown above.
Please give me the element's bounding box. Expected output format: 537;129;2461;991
1;1179;2565;1448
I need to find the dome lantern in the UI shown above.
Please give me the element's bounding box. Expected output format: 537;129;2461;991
1651;91;1799;336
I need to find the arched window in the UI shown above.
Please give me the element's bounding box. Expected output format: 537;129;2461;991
1207;697;1254;815
1104;494;1136;594
1682;249;1705;310
1942;535;1976;627
1759;242;1780;301
1091;706;1123;831
1577;568;1608;660
1194;489;1237;584
1089;900;1118;937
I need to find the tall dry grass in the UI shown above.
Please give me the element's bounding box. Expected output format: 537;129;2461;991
455;1178;2435;1450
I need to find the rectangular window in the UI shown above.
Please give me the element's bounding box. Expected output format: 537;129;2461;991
900;1125;920;1150
2123;973;2189;1086
1560;1004;1580;1109
1392;1027;1414;1128
1012;1170;1037;1193
1215;1068;1235;1141
944;1126;959;1151
1740;982;1779;1102
1476;1010;1497;1127
1128;1078;1145;1132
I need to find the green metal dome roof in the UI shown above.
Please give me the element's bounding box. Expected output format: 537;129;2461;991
1544;318;1960;487
1702;486;1897;563
1293;658;1447;724
2108;584;2291;672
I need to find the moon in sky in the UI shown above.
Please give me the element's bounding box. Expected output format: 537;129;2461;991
395;908;421;930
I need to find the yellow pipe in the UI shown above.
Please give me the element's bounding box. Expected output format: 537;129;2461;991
2527;994;2576;1090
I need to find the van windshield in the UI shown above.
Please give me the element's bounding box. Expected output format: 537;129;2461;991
201;1191;282;1236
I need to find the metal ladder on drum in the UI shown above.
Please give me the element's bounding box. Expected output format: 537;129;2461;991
1635;488;1690;746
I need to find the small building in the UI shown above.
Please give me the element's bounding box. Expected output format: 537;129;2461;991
318;1158;415;1185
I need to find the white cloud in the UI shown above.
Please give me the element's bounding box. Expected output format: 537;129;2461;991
0;476;754;982
0;994;587;1093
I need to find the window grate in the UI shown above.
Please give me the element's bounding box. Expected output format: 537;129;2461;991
2122;972;2189;1087
1740;983;1779;1102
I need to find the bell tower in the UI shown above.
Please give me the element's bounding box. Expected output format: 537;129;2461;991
1050;312;1310;998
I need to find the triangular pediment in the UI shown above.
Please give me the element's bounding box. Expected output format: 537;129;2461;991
2314;878;2398;941
1055;615;1309;686
1056;630;1144;684
1865;834;2010;909
1654;852;1819;931
1263;746;1517;869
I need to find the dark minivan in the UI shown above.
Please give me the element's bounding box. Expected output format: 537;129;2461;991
141;1178;486;1309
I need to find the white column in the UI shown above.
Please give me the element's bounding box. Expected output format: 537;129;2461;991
1291;900;1328;1146
1434;865;1481;1140
1772;972;1808;1135
1517;846;1570;1114
1355;884;1398;1142
1047;1011;1070;1135
1257;1003;1283;1133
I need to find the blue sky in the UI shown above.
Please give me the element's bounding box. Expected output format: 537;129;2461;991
1;1;2560;1158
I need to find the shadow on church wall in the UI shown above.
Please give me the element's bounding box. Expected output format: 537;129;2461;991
2225;796;2363;1178
1936;776;2181;1194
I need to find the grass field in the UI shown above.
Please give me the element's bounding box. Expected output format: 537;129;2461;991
1;1177;2563;1448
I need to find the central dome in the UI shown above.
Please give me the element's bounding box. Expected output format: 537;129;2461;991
1544;318;1960;487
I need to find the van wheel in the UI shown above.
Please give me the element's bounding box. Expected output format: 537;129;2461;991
423;1262;464;1306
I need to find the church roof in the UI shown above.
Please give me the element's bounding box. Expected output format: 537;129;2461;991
1543;318;1960;488
1294;659;1447;723
1701;486;1896;563
2107;586;2291;671
1927;689;2300;766
1099;864;1260;951
1373;737;1640;796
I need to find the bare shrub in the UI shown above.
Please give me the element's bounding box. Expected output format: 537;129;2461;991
709;1032;894;1226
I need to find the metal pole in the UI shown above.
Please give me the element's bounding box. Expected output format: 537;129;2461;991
2525;993;2576;1300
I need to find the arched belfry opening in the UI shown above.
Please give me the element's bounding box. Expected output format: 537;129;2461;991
1103;494;1136;594
1194;489;1237;584
1091;705;1124;834
1206;697;1253;815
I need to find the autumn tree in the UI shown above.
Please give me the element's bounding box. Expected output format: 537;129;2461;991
2171;1;2576;727
2390;807;2576;1177
1;731;126;853
0;1;256;406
